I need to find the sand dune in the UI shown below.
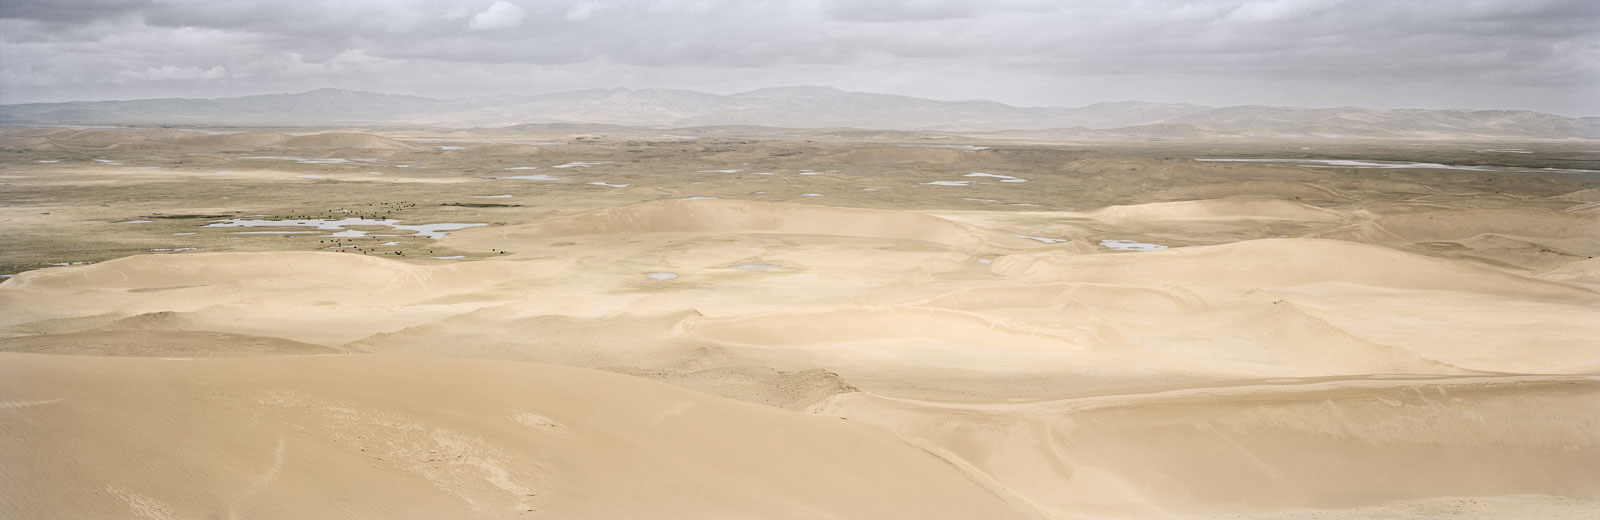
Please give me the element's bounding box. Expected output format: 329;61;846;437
1327;208;1599;242
829;146;973;164
993;238;1596;299
914;282;1459;375
680;305;1097;353
0;352;1042;519
1551;188;1600;202
279;132;417;150
1152;180;1352;202
2;250;508;293
815;375;1600;518
0;252;526;344
0;128;199;151
459;199;1048;252
176;132;293;150
1088;199;1346;223
3;133;1596;518
0;330;338;356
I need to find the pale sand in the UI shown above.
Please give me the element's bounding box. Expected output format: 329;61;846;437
1;129;1597;518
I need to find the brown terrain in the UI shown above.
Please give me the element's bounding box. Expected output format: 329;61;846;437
1;126;1597;519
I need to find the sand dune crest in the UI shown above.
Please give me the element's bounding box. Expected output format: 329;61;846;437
993;238;1597;299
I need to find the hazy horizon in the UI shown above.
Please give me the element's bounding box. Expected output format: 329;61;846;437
8;84;1600;118
2;0;1597;116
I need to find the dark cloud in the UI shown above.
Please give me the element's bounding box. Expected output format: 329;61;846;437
0;0;150;24
1;0;1596;115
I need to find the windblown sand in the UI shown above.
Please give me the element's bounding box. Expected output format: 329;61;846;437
1;128;1597;519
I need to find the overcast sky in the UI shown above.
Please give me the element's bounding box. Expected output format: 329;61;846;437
2;0;1596;115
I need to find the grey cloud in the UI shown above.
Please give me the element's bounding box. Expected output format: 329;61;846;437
0;0;150;23
820;0;979;22
469;1;526;30
0;0;1596;116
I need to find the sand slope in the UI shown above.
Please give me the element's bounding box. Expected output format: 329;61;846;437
280;132;416;150
993;238;1596;299
3;135;1598;519
470;199;1046;252
815;375;1600;518
0;352;1043;519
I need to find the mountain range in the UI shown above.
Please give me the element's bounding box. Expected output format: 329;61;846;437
3;86;1596;139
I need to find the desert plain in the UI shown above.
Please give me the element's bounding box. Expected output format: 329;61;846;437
1;126;1597;519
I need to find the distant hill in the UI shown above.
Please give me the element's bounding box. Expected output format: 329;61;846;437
1;88;439;125
3;86;1595;139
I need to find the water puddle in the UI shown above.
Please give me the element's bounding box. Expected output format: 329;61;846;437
589;182;629;188
552;161;609;168
899;144;990;151
503;175;563;181
645;272;679;280
673;196;717;201
1013;234;1068;244
117;220;152;224
1100;239;1167;251
241;156;360;165
1196;158;1486;170
1209;158;1600;174
922;180;971;186
965;172;1026;182
698;169;742;173
231;231;322;234
728;264;780;270
471;194;514;198
203;218;485;239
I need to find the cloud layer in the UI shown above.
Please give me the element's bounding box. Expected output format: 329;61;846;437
2;0;1596;115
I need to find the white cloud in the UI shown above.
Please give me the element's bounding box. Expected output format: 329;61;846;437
229;49;399;79
565;1;613;21
469;1;525;30
116;65;229;81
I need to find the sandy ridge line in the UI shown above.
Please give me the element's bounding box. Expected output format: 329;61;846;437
897;437;1064;520
0;397;65;410
837;374;1600;414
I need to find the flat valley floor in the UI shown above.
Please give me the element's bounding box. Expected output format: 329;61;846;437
2;127;1598;519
